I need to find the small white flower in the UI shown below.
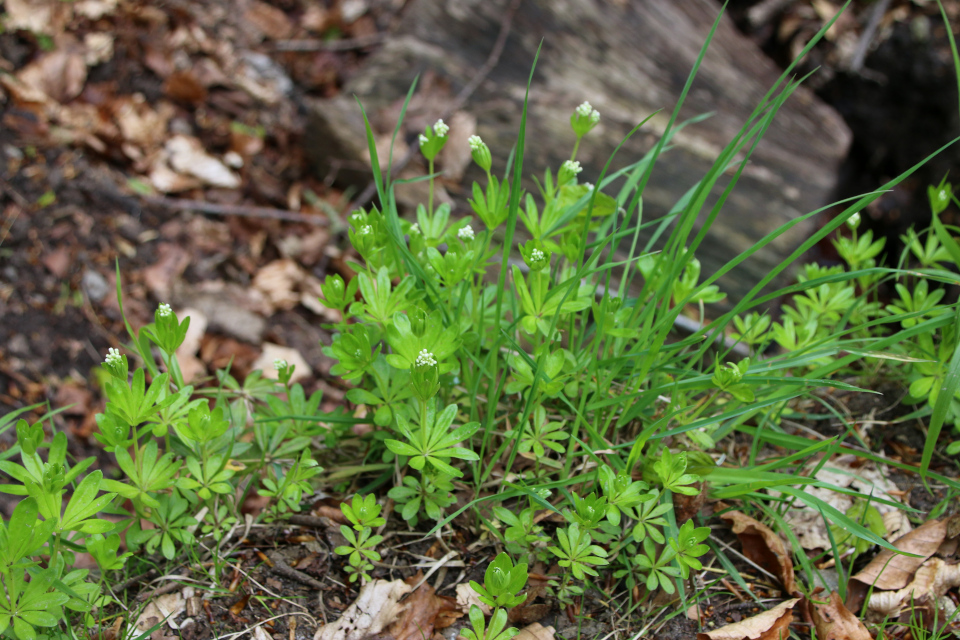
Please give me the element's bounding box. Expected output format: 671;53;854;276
415;349;437;367
531;248;545;262
157;303;172;317
419;134;429;147
576;101;593;117
590;109;600;124
458;225;475;241
847;212;861;229
433;119;449;137
562;160;583;175
584;182;594;191
352;212;362;220
360;225;372;235
409;223;420;235
468;135;484;150
104;347;122;366
355;349;362;357
273;359;288;371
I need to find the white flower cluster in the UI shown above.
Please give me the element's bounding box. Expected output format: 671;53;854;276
157;303;172;317
433;119;449;136
104;347;122;366
415;349;437;367
361;225;372;235
458;225;475;241
531;248;545;262
576;101;600;124
274;359;288;371
563;160;583;175
584;182;594;191
468;135;484;150
410;223;420;234
419;134;429;147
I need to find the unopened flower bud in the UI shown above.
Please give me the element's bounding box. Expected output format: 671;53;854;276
468;135;492;172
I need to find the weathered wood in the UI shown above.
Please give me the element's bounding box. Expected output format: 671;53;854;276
305;0;851;303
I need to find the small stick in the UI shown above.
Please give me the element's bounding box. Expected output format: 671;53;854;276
112;569;158;595
273;34;385;52
267;551;326;590
142;195;328;226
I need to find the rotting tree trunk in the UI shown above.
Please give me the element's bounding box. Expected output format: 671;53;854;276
305;0;851;304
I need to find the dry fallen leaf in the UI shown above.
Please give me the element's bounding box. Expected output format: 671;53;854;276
867;558;960;617
313;579;411;640
456;583;491;616
252;343;312;382
165;135;241;189
696;598;799;640
18;46;87;103
851;519;946;591
513;622;555;640
779;455;909;550
721;511;796;595
174;307;208;384
142;243;191;301
389;579;461;640
811;592;871;640
253;259;307;312
135;592;186;634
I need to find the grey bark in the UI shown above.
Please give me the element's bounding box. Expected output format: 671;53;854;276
305;0;851;304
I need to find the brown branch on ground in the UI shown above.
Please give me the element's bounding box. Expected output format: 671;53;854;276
267;550;326;590
142;196;329;226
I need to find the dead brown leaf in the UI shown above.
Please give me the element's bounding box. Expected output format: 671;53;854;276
142;243;191;301
389;578;461;640
513;622;555;640
18;46;87;103
313;579;411;640
252;259;307;312
252;343;312;382
867;558;960;616
851;519;946;591
721;511;796;595
163;70;207;105
696;598;799;640
811;592;871;640
244;1;294;40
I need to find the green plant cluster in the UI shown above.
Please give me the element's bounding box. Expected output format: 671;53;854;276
3;4;960;637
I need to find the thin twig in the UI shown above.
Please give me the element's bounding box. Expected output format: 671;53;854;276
273;34;385;52
349;0;524;213
113;569;159;595
849;0;892;72
142;195;328;226
287;514;336;528
267;550;327;590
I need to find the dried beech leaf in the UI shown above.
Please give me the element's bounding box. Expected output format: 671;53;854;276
721;511;796;595
389;580;461;640
852;519;946;591
513;622;555;640
811;592;871;640
867;558;960;617
696;598;799;640
313;579;411;640
252;343;312;382
456;583;491;616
